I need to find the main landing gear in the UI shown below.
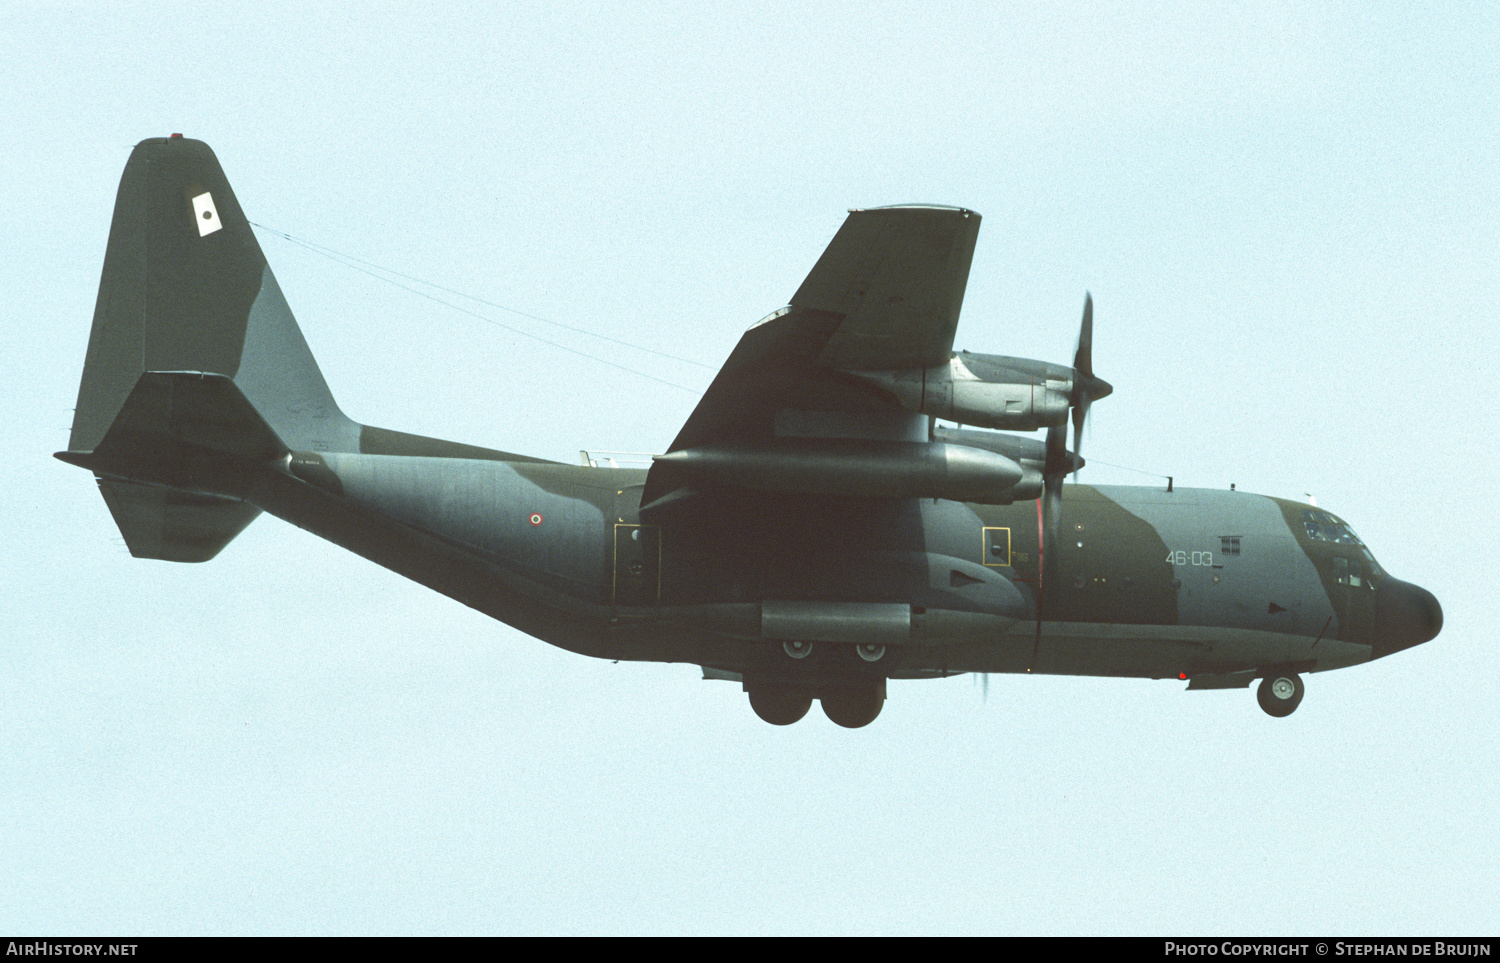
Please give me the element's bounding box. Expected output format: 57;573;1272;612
1257;671;1305;718
748;682;887;728
746;639;889;727
819;683;886;728
747;687;813;725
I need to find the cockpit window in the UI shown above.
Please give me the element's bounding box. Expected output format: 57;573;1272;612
1302;510;1363;545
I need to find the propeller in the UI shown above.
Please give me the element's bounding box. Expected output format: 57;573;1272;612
1069;293;1113;473
1031;294;1110;671
1030;424;1067;670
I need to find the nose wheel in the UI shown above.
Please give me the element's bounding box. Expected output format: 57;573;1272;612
1257;672;1304;717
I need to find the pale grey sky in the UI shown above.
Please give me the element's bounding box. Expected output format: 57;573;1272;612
2;2;1495;934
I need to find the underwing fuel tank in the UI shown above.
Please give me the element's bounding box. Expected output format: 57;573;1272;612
654;438;1025;502
849;353;1083;431
929;425;1077;502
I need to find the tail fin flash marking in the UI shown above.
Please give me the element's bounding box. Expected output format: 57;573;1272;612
191;191;223;236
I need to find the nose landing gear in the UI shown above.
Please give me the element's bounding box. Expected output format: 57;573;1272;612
1257;671;1305;718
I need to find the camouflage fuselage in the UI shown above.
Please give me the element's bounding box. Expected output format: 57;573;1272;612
273;451;1438;686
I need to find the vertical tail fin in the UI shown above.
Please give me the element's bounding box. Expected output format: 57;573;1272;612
64;136;360;560
69;136;359;456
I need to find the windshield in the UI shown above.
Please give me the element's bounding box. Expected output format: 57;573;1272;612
1303;509;1386;577
1301;509;1362;545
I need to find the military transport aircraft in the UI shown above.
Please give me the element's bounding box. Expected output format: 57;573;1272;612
57;137;1442;728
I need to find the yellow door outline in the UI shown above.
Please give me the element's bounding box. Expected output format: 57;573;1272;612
982;526;1012;567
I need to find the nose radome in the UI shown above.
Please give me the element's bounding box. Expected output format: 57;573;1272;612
1373;578;1443;659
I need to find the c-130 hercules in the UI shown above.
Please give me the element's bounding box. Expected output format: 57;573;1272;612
58;137;1442;728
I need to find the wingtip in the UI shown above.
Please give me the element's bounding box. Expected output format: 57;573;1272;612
852;204;980;217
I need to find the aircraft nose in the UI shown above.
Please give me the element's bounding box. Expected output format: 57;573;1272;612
1373;578;1443;658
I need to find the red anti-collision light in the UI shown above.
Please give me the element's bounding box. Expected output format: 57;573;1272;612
170;133;183;138
1178;672;1187;680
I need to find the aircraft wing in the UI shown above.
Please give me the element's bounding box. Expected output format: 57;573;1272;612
642;205;980;510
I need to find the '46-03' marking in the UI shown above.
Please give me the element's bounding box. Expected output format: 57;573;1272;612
1167;550;1215;566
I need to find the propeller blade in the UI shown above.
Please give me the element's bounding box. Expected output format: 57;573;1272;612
1043;470;1063;537
1074;292;1093;378
1071;393;1090;469
1033;424;1067;671
1036;294;1107;667
1069;293;1109;477
1032;496;1045;672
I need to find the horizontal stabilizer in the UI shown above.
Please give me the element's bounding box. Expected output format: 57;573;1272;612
59;370;289;483
98;480;261;562
101;370;286;460
57;372;289;559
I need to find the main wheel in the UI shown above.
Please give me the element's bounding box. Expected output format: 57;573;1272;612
1257;672;1304;717
820;684;885;728
748;687;813;725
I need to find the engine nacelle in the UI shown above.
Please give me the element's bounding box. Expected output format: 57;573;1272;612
847;352;1077;431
